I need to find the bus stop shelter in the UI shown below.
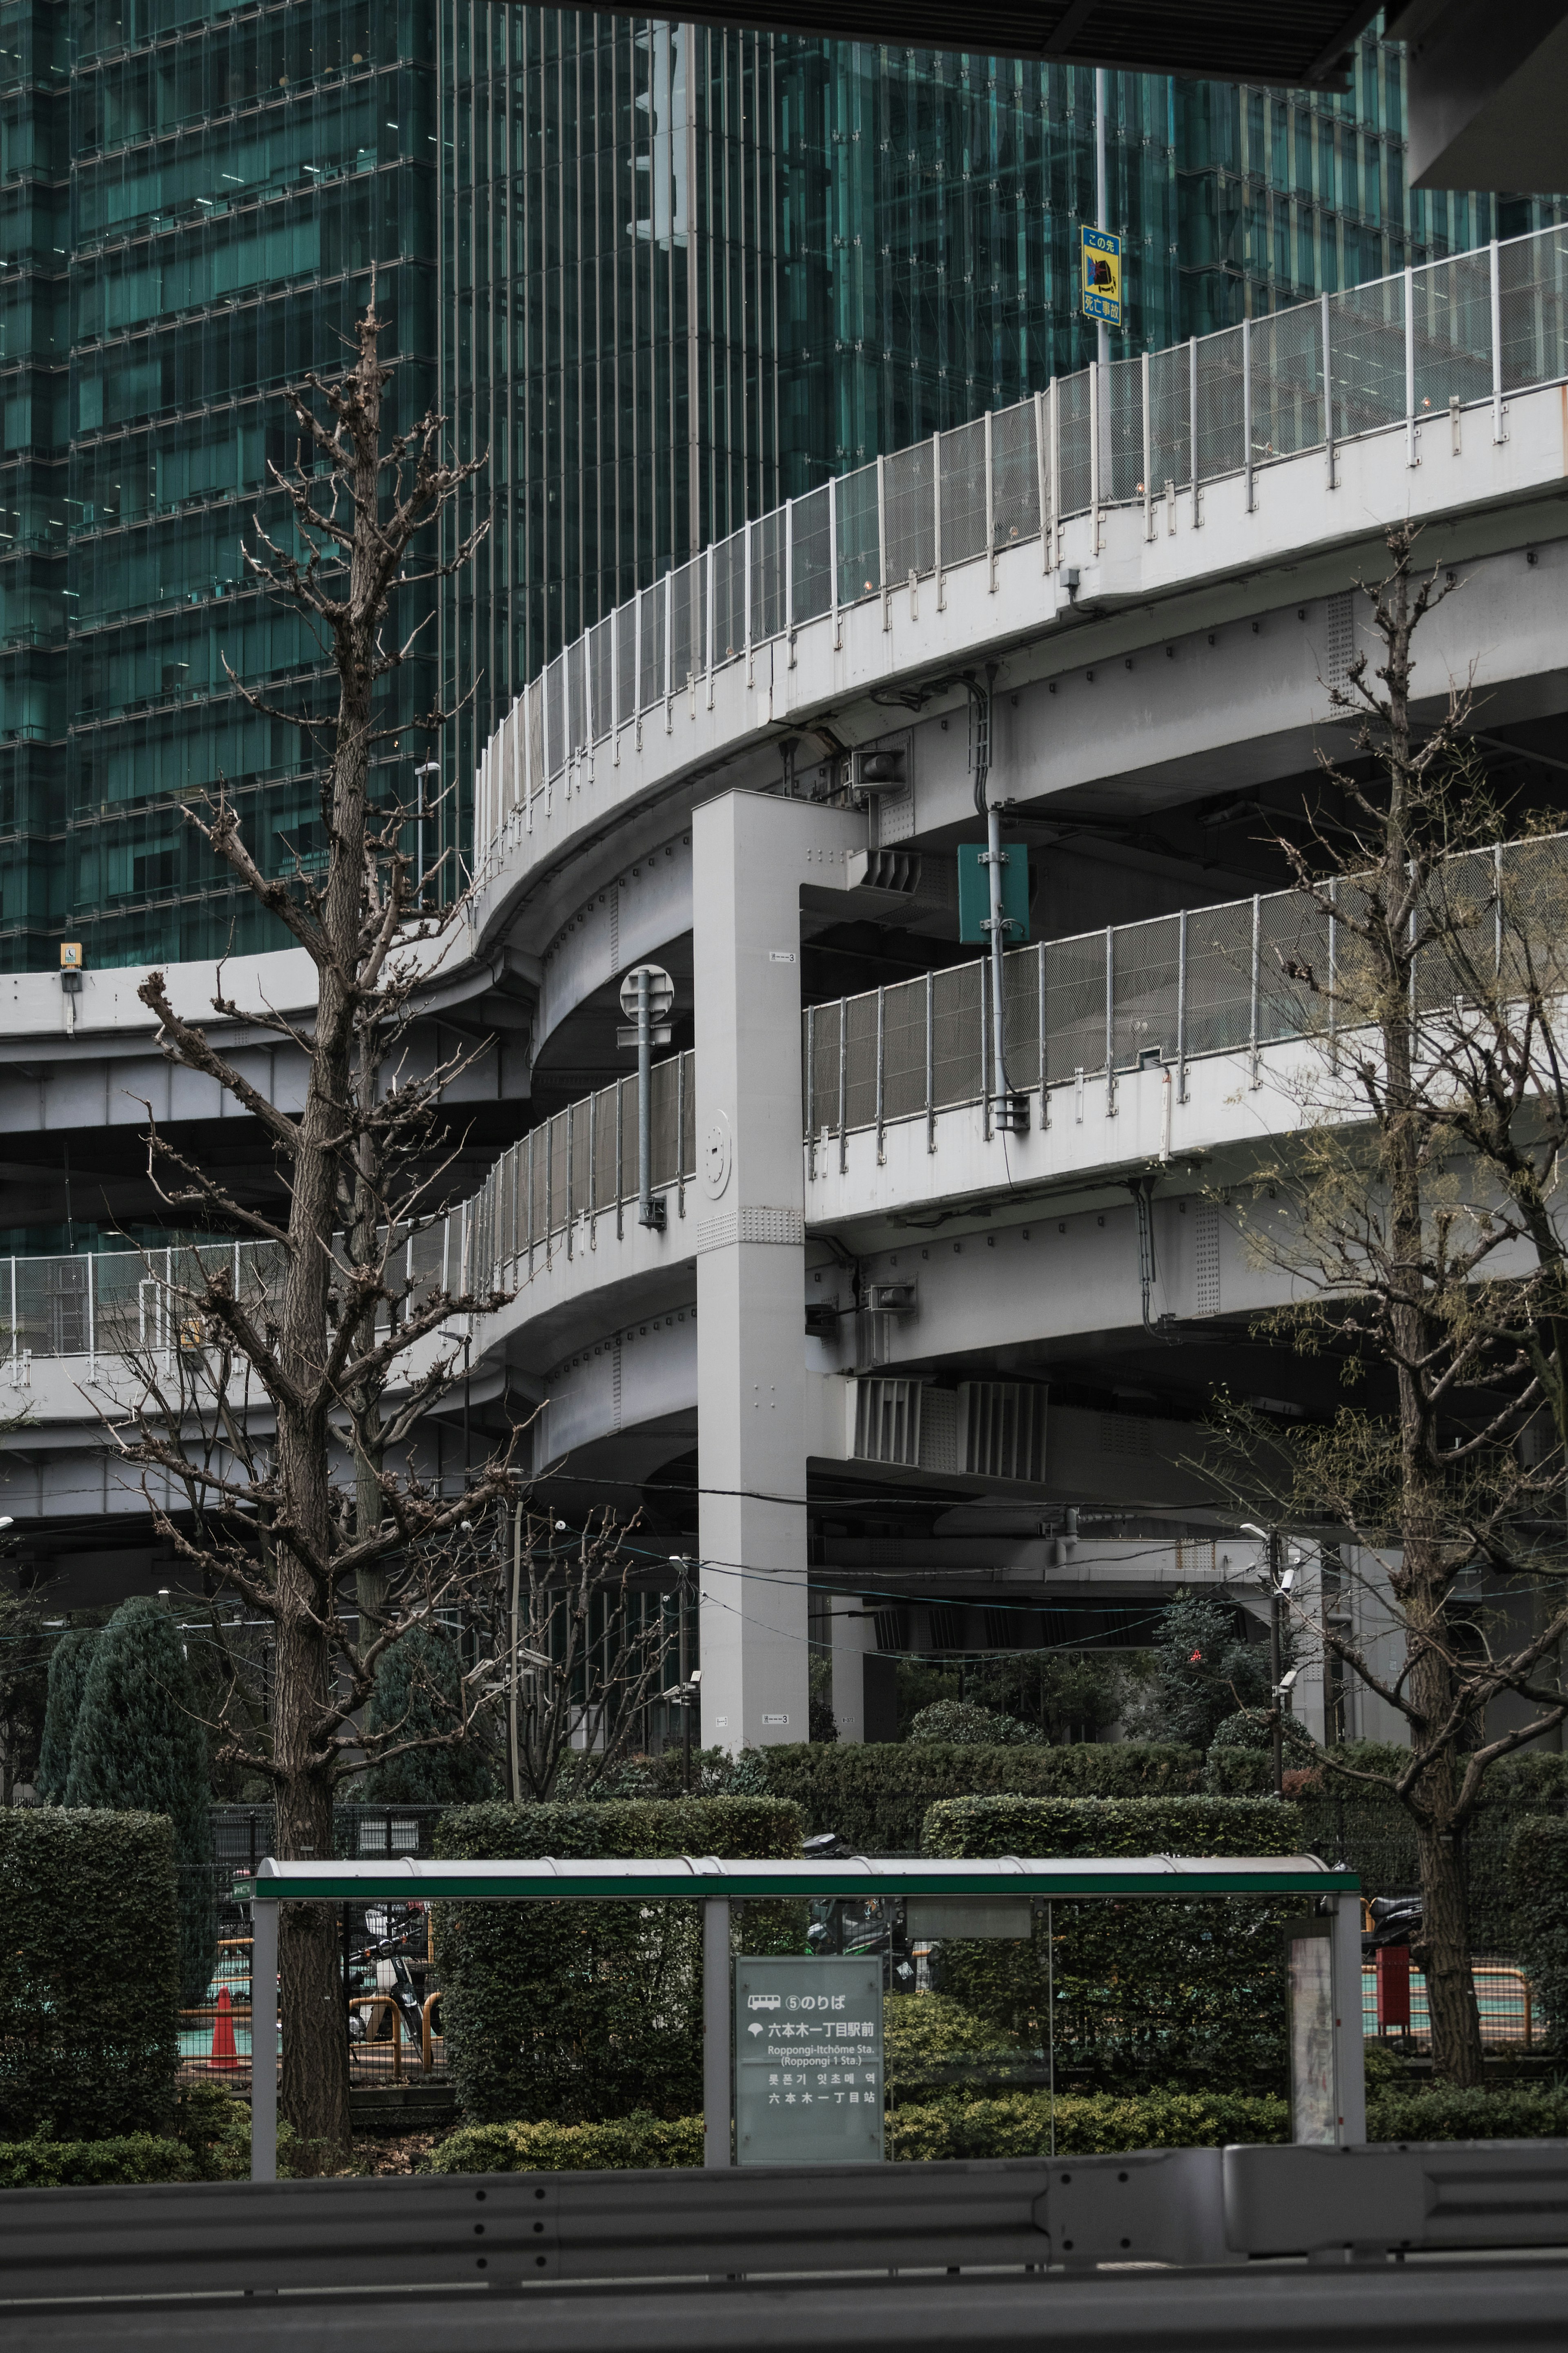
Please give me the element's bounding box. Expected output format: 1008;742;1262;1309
247;1851;1363;2181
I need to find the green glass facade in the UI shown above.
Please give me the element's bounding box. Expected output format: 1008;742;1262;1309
3;6;1562;971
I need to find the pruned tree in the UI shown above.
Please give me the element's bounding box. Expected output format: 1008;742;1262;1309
1207;524;1568;2085
103;290;527;2150
503;1507;674;1802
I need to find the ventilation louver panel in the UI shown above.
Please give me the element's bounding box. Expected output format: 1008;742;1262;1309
958;1381;1047;1483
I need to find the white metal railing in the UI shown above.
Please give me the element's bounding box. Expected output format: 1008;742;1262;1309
473;224;1568;859
13;838;1567;1366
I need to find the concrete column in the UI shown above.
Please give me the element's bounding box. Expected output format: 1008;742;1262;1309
693;790;862;1753
829;1600;876;1744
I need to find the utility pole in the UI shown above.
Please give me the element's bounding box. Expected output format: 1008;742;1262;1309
1269;1529;1284;1799
1095;66;1110;377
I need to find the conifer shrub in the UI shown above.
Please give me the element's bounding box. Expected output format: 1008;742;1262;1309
358;1628;496;1804
65;1596;215;2001
35;1628;97;1804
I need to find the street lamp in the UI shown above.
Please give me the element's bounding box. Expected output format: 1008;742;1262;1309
618;964;675;1229
414;759;440;910
1242;1522;1289;1798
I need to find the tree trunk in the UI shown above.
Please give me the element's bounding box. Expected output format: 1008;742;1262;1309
1412;1808;1484;2088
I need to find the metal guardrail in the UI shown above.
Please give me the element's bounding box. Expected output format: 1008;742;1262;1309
804;832;1568;1160
3;2143;1567;2310
473;223;1568;854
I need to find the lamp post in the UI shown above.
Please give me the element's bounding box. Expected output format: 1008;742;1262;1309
1242;1521;1297;1797
617;963;675;1230
414;759;441;910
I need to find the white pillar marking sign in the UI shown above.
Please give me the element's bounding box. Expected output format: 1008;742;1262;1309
734;1957;883;2164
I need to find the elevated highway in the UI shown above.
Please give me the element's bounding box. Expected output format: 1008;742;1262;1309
8;226;1568;1744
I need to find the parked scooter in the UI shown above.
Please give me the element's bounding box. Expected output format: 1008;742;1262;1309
345;1901;429;2047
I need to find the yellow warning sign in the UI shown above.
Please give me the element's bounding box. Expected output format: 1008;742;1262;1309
1081;225;1122;327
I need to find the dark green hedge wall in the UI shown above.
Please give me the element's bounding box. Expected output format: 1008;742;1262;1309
751;1742;1204;1849
1508;1815;1568;2052
920;1795;1302;2094
433;1798;803;2126
0;1811;179;2139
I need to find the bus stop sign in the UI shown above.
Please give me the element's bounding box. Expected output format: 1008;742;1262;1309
734;1957;884;2165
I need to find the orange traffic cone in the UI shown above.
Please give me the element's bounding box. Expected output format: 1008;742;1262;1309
207;1984;242;2074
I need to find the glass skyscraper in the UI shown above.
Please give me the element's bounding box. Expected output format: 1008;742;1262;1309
3;6;1559;974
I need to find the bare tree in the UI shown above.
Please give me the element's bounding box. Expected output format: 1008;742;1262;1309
501;1506;675;1802
1209;524;1568;2085
109;293;525;2149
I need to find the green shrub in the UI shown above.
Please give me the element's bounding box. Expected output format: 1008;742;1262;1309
1145;1595;1271;1750
1508;1815;1568;2052
359;1630;496;1804
906;1702;1041;1747
433;1798;803;2126
1366;2083;1568;2142
426;2112;706;2173
749;1742;1203;1849
0;1809;179;2139
64;1597;215;2002
921;1796;1301;2093
888;2089;1291;2160
35;1629;98;1804
0;2131;199;2187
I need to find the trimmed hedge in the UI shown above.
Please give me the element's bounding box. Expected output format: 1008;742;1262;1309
751;1743;1204;1849
422;2084;1568;2175
888;2090;1290;2159
1508;1816;1568;2053
0;1809;179;2139
921;1797;1301;2093
921;1793;1302;1859
0;2132;198;2187
433;1798;803;2127
427;2113;705;2173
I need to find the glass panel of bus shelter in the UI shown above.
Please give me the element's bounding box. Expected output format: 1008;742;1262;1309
791;485;832;627
725;1879;1299;2156
938;417;987;564
884;440;935;583
1498;224;1568;393
836;463;882;603
991;399;1040;549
